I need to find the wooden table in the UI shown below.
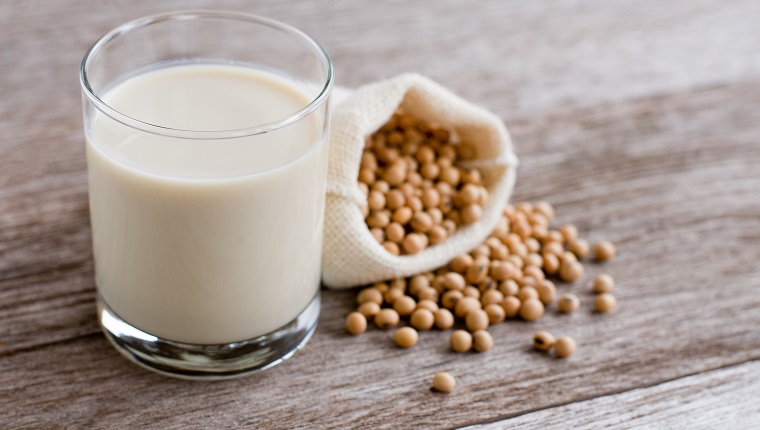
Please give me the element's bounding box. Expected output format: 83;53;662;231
3;1;760;428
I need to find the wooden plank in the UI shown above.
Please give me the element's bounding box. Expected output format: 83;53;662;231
472;361;760;429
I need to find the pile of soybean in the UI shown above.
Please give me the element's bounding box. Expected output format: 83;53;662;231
346;200;617;344
346;201;618;392
358;110;489;255
348;114;619;393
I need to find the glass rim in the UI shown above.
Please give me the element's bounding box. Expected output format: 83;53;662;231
79;10;333;140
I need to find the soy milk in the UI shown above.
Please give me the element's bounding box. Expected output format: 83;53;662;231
86;64;328;344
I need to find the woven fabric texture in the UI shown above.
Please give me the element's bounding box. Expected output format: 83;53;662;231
322;73;518;288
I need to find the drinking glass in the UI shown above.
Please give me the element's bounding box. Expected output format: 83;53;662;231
80;11;332;380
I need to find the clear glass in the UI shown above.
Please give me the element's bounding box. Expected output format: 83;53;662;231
80;11;332;380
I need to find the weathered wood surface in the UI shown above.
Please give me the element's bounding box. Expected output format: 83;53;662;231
472;361;760;429
2;0;760;428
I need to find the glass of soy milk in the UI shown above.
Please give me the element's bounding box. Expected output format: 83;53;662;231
80;11;332;379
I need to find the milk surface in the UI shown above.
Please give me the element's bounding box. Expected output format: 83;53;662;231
86;64;328;344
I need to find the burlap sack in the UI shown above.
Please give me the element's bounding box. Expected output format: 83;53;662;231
323;73;518;288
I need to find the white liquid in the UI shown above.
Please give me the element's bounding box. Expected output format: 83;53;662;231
86;64;328;344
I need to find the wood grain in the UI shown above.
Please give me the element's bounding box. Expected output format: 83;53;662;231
2;0;760;428
474;361;760;429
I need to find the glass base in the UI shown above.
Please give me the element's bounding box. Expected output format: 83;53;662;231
97;292;320;381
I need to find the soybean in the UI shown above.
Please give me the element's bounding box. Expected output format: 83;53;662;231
345;312;367;335
434;309;455;330
555;336;576;358
375;308;400;330
594;240;616;262
472;330;493;352
520;298;545;321
558;294;580;314
394;327;419;348
450;330;473;352
432;372;456;393
595;293;617;313
532;331;556;351
593;274;615;294
410;308;435;331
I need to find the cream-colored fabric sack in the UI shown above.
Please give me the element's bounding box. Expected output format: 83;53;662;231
323;73;518;288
